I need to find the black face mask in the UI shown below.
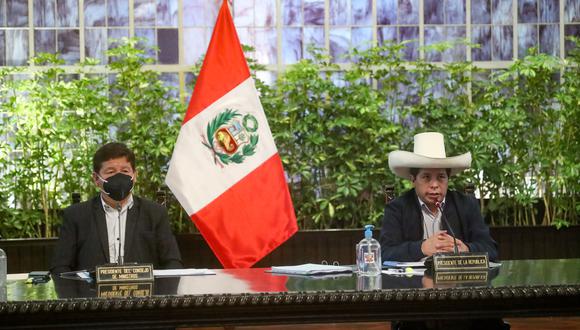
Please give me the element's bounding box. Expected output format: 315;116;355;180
98;173;134;202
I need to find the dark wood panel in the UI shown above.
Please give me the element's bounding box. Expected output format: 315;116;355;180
184;317;580;330
1;226;579;273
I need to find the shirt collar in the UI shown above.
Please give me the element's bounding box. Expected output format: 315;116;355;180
101;195;134;213
416;194;446;214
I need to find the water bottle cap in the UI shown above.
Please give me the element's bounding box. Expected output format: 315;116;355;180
364;225;374;239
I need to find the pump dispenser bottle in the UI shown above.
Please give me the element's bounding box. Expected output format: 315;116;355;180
356;225;381;276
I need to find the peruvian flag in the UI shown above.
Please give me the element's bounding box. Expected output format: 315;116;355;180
166;0;297;268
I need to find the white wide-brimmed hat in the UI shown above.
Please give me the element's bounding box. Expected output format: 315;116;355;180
388;132;472;179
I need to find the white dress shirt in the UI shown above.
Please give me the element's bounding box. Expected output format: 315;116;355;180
417;196;446;240
101;195;134;264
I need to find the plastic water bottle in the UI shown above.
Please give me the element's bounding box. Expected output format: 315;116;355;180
356;225;381;276
0;248;6;301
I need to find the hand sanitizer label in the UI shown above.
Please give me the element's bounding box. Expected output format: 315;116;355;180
364;252;375;264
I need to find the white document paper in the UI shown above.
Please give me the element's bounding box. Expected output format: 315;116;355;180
383;261;426;268
269;263;353;276
153;268;216;277
382;268;426;276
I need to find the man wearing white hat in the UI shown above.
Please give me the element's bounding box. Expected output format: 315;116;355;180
380;132;498;262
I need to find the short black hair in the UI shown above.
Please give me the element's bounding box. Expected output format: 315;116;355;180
93;142;136;173
409;168;451;178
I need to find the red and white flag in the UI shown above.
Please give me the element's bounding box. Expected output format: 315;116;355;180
166;1;297;268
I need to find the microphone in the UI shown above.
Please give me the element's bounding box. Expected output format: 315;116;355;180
435;201;459;254
116;202;124;265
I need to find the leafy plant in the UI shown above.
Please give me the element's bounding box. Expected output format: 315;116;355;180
0;38;578;238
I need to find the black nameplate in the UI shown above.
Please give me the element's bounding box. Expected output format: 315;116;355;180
432;252;489;272
97;282;153;298
434;271;489;284
95;264;154;283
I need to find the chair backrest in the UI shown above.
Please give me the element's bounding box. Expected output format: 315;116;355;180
71;192;81;204
464;182;476;197
384;185;395;205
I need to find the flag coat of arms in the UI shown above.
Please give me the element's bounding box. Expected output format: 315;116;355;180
166;0;298;268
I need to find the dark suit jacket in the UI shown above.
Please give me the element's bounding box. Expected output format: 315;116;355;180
50;195;183;274
380;189;498;262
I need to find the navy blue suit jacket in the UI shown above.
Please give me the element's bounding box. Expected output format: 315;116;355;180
50;195;183;274
380;189;498;262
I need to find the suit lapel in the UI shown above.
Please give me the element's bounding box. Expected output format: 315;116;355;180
408;189;424;240
443;193;462;239
92;198;110;262
124;197;139;261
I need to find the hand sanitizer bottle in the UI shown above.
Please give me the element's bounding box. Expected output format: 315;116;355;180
356;225;381;276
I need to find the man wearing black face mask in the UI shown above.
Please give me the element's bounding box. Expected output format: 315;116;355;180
50;142;183;275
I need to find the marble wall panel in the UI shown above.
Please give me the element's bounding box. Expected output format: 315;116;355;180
304;0;324;25
564;25;579;55
377;26;396;45
352;27;372;51
134;0;155;26
519;0;537;23
539;24;559;56
255;71;276;86
330;0;348;25
6;29;28;65
183;27;210;64
135;28;156;59
428;71;446;99
398;0;418;24
108;0;129;26
0;1;5;27
183;0;219;27
330;71;346;88
471;0;491;24
236;27;254;50
330;28;350;63
424;0;443;24
107;28;129;50
7;0;28;27
472;25;491;60
34;0;56;27
84;0;105;27
57;0;78;27
352;0;371;26
443;27;466;61
255;0;275;26
471;70;491;102
184;72;195;104
283;0;302;26
35;29;56;54
57;29;79;63
303;26;324;59
518;24;537;58
425;26;444;61
234;0;253;27
160;72;179;99
0;31;4;65
446;0;465;24
564;0;579;23
539;0;558;23
492;25;513;60
492;0;512;25
84;28;106;63
282;27;302;64
157;0;178;27
377;0;397;25
157;28;178;63
400;26;418;60
255;28;277;64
